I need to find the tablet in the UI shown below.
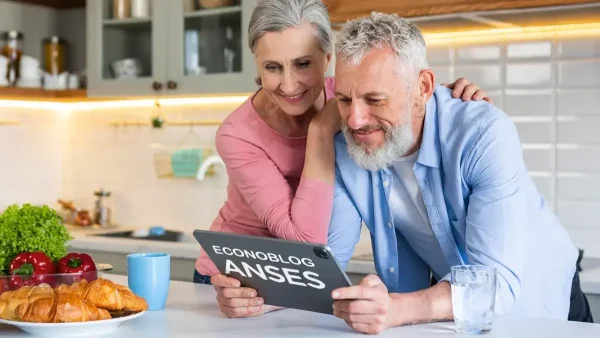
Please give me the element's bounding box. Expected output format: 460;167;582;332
193;230;352;315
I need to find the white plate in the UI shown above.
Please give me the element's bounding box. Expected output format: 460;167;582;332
0;311;145;337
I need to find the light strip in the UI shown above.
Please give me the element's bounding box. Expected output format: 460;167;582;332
424;22;600;46
0;95;250;111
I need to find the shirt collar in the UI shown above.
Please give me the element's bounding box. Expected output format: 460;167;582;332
416;87;442;168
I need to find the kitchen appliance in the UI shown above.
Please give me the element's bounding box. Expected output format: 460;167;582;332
0;30;23;86
93;188;112;226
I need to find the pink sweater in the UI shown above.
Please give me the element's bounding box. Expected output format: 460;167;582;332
195;77;337;276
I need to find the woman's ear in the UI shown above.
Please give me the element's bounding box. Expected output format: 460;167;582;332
324;53;332;70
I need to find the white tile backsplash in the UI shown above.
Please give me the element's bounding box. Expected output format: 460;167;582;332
557;89;600;115
506;41;552;59
558;38;600;59
558;116;600;144
2;35;600;254
504;90;554;116
513;121;553;143
557;174;600;201
558;59;600;88
454;64;503;89
456;45;502;62
506;63;553;87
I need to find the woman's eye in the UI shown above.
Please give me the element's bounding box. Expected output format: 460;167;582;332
296;61;311;69
265;64;280;72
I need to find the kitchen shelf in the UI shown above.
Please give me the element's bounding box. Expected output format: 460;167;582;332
0;87;87;102
184;6;242;19
103;17;152;28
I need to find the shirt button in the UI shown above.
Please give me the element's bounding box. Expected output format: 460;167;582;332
388;222;393;228
388;267;395;273
383;180;389;187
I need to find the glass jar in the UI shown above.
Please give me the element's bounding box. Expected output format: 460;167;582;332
113;0;132;19
42;36;68;75
0;30;24;87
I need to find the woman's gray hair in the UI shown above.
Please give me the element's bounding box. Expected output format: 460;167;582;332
249;0;332;54
249;0;333;85
336;12;429;77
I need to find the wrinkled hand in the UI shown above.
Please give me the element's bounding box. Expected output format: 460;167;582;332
332;275;394;335
442;77;493;103
211;274;265;318
310;98;341;135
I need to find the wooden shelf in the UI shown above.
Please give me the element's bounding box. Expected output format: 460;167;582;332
0;87;87;102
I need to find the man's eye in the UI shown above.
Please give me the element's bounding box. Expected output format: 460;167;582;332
367;99;382;105
296;61;311;69
265;65;280;72
339;98;351;105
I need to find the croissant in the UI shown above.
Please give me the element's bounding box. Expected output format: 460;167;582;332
0;284;55;320
55;278;148;313
15;293;111;323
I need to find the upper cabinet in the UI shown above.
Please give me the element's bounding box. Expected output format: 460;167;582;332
86;0;258;97
323;0;600;24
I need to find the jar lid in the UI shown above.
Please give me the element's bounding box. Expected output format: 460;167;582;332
43;35;67;45
1;30;24;40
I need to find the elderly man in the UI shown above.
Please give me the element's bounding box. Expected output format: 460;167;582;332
327;12;592;334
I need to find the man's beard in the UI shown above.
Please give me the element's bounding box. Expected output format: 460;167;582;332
342;120;414;171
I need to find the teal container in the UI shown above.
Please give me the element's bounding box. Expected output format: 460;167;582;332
170;148;204;178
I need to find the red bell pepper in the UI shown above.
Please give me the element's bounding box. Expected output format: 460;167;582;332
57;253;97;283
9;252;56;289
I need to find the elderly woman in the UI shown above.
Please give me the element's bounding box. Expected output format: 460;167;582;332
194;0;490;318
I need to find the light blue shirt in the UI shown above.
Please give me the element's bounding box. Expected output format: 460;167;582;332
326;85;579;320
387;150;449;282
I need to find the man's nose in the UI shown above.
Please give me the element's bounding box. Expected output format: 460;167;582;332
346;102;369;130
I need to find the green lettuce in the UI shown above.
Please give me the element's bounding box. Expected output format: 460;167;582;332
0;204;73;274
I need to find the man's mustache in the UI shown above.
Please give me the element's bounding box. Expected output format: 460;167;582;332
348;125;389;133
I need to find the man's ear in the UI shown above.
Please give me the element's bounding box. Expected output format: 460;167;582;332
418;69;435;102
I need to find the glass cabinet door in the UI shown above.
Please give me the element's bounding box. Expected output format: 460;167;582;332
87;0;167;97
166;0;258;96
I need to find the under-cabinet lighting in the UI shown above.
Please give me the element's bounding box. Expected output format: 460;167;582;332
424;22;600;46
0;95;250;111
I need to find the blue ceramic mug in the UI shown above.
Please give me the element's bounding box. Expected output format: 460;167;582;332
127;253;170;311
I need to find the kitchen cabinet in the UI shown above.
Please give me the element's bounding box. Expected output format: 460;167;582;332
86;0;258;97
323;0;600;24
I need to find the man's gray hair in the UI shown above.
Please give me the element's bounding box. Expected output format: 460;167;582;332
248;0;332;54
336;12;429;76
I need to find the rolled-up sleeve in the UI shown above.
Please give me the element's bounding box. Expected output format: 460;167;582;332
461;117;530;315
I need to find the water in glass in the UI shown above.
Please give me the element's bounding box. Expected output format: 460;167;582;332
451;265;497;335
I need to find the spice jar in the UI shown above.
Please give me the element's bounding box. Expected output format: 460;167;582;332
113;0;131;19
0;30;24;87
42;36;67;75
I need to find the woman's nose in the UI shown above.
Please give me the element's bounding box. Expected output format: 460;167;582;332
280;70;300;94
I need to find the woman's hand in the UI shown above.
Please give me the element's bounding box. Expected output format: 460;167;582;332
442;78;493;103
211;274;265;318
310;98;341;135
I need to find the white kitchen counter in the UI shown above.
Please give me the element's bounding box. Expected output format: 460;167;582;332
66;226;600;294
1;273;598;337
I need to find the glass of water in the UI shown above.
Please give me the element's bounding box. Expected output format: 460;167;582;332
450;265;497;335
